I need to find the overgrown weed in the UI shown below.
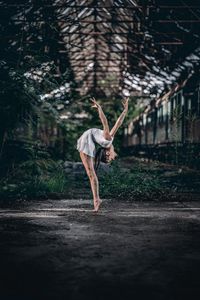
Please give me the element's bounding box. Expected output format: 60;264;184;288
99;161;169;201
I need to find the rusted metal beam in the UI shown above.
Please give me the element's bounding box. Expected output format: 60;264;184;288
76;82;121;85
73;68;123;72
0;40;183;48
71;64;129;67
0;32;189;38
68;45;183;56
157;42;183;45
68;41;186;56
93;0;98;94
69;58;126;62
61;32;185;36
75;71;126;73
69;57;182;63
1;4;200;9
157;20;200;23
10;19;200;23
65;40;184;45
60;32;191;37
9;19;135;23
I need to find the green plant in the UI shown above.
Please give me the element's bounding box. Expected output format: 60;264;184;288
0;159;69;200
185;112;199;166
171;104;183;165
99;161;166;200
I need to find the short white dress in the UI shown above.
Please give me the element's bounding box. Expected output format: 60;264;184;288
77;128;114;157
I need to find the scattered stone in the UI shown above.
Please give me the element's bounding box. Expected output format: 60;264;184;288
63;161;112;174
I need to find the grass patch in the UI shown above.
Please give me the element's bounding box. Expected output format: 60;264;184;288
1;155;199;202
0;159;72;201
98;161;171;201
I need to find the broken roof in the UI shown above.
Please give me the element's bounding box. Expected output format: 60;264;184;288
1;0;200;98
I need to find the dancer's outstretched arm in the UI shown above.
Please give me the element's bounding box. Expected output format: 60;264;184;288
110;98;129;137
90;97;112;140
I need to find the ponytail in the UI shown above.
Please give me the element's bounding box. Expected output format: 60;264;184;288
94;147;107;172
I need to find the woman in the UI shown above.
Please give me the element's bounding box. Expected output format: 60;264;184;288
77;97;129;212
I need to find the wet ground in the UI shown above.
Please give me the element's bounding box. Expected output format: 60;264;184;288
1;199;200;300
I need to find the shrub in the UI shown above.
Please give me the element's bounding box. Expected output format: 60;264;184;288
99;161;167;200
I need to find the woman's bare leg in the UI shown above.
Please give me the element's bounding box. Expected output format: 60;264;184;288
80;152;102;211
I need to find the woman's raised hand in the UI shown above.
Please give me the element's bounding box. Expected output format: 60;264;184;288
90;97;101;109
122;97;129;112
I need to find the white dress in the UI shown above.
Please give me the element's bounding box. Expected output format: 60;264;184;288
76;128;114;157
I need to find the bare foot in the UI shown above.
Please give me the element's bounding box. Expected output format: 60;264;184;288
93;199;102;212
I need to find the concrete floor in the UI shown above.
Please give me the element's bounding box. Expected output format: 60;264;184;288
0;199;200;300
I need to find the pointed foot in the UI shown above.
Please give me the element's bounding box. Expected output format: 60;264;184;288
93;199;102;212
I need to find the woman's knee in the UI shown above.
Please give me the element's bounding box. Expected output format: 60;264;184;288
86;168;97;181
87;169;96;179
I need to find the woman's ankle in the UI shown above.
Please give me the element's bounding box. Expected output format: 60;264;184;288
94;197;101;203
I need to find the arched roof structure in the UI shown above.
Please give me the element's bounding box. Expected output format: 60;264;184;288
1;0;200;98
